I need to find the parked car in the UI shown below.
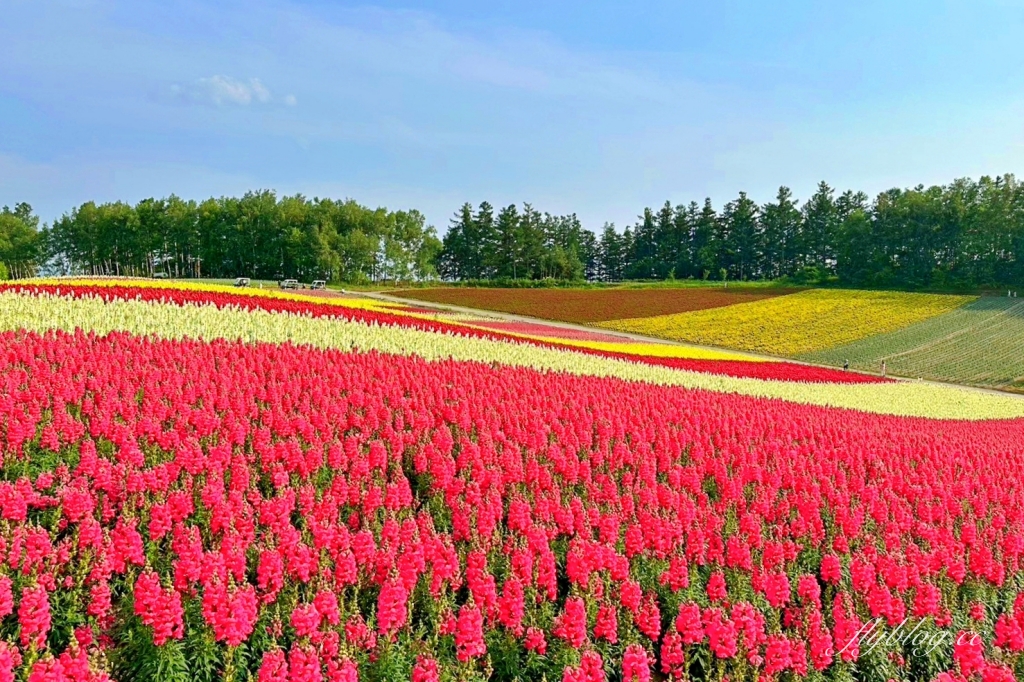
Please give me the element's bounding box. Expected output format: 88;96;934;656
311;280;326;290
152;272;169;279
279;279;299;289
234;277;251;287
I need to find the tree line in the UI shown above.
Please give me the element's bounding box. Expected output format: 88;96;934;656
0;203;39;280
442;174;1024;289
439;203;597;281
6;192;441;283
2;173;1023;289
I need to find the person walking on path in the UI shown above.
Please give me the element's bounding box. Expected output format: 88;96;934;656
881;360;887;377
843;359;849;372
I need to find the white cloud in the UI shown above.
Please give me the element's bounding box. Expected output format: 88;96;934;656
171;75;275;106
248;78;271;103
283;94;297;107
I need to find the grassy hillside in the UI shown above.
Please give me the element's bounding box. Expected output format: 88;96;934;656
801;296;1024;391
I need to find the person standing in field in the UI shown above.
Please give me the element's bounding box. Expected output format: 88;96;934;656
843;359;849;372
881;360;887;377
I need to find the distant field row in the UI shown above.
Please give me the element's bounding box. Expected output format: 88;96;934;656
391;286;799;323
393;285;1024;393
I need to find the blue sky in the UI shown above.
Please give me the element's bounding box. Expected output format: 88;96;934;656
2;0;1023;231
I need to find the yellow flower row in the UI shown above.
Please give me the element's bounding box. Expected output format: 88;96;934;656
2;289;1022;420
600;289;975;356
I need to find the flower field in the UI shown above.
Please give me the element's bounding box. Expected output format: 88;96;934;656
391;287;799;324
0;282;859;386
600;290;974;356
6;282;1024;419
800;297;1024;393
396;283;1018;394
2;281;1024;682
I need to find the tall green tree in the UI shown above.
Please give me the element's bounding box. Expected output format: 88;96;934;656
493;204;521;279
693;199;719;279
801;181;839;273
0;203;40;279
722;191;760;280
759;187;801;279
597;223;623;281
517;204;547;279
627;208;659;279
438;203;474;281
472;202;496;279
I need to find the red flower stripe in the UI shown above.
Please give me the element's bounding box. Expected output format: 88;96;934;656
0;328;1019;679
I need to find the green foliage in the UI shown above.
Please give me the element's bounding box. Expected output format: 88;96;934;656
439;202;591;283
787;264;832;285
110;611;190;682
17;171;1024;289
0;202;41;279
42;193;440;284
